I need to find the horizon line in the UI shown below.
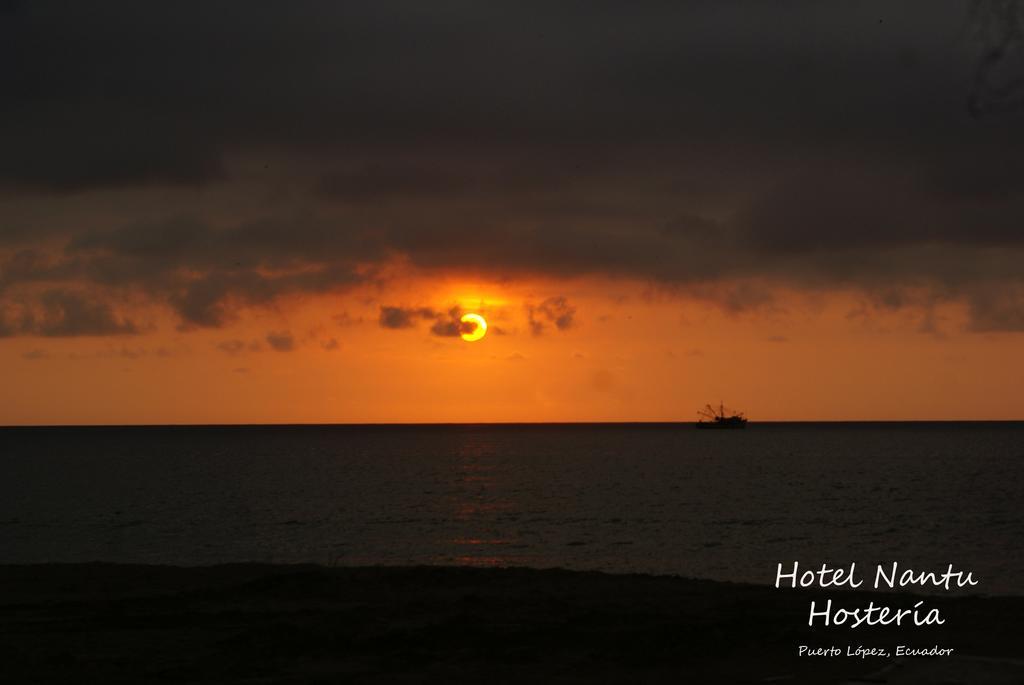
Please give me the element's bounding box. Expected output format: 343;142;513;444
2;419;1023;429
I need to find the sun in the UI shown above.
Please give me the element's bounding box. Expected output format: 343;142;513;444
460;313;487;342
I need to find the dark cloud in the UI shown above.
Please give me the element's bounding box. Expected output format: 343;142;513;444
967;0;1024;115
379;306;436;330
2;215;376;330
0;1;994;193
31;291;139;336
0;1;25;15
429;320;461;337
1;2;1023;332
965;285;1024;332
429;307;478;338
0;290;137;338
318;164;467;205
527;297;576;336
265;331;295;352
377;304;481;337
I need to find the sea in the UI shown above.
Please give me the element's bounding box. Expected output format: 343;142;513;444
1;423;1021;594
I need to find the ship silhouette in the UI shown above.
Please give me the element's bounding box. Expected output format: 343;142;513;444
696;402;747;429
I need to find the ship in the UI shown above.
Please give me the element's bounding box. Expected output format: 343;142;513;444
696;402;748;429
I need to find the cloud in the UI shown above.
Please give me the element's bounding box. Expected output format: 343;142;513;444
0;290;138;338
0;214;376;333
265;331;295;352
318;163;469;205
378;305;436;330
429;307;478;338
1;2;993;192
1;2;1023;332
527;297;576;336
321;337;339;351
34;291;138;337
377;304;481;337
965;285;1024;332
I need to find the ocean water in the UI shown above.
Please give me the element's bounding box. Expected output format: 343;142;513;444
0;423;1021;594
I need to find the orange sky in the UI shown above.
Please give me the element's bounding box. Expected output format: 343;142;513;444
4;275;1023;425
4;4;1024;424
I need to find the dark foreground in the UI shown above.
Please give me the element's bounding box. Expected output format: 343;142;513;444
0;564;1021;684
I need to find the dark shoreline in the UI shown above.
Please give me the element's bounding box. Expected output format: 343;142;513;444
1;564;1021;684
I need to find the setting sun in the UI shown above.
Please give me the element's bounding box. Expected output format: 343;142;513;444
459;313;487;342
